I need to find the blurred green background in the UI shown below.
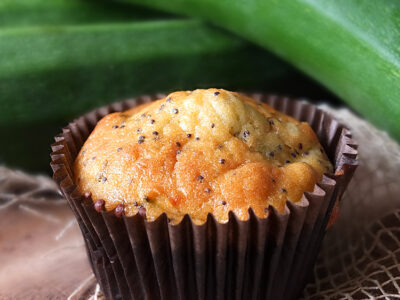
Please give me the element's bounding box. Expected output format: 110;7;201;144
0;0;342;173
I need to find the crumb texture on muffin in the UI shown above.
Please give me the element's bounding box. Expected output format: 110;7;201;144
74;89;333;223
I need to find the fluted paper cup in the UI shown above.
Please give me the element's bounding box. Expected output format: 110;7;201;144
51;94;358;300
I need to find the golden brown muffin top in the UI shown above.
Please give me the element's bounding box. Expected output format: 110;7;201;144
74;89;333;224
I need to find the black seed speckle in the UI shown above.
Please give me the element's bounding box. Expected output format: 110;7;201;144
177;150;181;155
243;130;250;138
187;133;192;138
271;179;276;183
172;108;179;114
120;125;125;129
117;147;122;152
219;158;226;164
214;91;220;96
298;143;303;150
269;120;275;126
166;97;172;102
285;160;291;164
204;188;211;193
269;151;275;157
150;119;155;124
195;137;200;141
136;128;141;133
196;175;204;182
303;151;309;156
221;200;227;205
211;123;215;128
152;131;159;136
277;144;282;151
176;142;181;147
138;139;144;144
291;153;297;158
139;135;145;140
112;125;119;129
281;188;287;193
217;144;223;149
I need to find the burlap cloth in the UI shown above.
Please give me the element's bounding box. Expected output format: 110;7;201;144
1;104;399;299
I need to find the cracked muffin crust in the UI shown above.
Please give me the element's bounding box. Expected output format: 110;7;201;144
74;89;333;224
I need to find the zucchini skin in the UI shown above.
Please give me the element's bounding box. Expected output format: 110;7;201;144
0;0;169;27
120;0;400;140
0;19;293;171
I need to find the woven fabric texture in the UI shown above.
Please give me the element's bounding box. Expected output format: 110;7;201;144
302;106;400;299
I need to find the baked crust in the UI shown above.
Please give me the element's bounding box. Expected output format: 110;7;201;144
74;89;333;223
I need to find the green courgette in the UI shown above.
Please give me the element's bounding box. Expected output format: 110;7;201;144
119;0;400;140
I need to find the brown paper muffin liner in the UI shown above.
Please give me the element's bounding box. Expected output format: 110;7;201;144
51;94;358;300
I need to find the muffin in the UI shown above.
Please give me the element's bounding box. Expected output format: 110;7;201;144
51;89;357;300
73;89;332;224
